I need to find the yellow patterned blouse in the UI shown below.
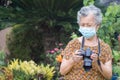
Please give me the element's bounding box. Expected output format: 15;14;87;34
61;38;112;80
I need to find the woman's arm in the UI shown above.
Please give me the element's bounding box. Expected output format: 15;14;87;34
59;39;82;75
95;60;112;80
59;58;74;75
91;53;112;79
60;50;83;75
91;43;112;80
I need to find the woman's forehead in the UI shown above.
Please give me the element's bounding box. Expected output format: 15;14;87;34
80;14;95;24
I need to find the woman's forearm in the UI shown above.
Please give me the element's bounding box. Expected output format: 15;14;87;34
96;60;112;79
60;58;74;75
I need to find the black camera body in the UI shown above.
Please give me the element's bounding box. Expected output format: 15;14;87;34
78;37;102;72
80;48;93;71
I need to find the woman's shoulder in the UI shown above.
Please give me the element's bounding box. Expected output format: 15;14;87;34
100;39;111;48
99;39;113;62
67;37;81;45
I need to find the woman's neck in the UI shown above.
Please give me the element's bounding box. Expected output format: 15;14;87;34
84;35;98;47
85;35;98;42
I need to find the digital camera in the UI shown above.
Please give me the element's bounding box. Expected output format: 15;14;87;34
79;48;93;71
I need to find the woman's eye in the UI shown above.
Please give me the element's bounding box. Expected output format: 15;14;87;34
87;25;91;27
80;24;84;26
88;24;92;27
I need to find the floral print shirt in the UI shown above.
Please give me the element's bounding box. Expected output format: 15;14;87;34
61;38;112;80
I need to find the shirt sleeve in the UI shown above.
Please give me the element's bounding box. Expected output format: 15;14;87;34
105;44;113;62
100;43;113;63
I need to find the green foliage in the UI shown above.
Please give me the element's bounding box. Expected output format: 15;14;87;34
46;42;63;64
0;51;12;80
39;64;55;80
112;50;120;64
4;0;83;63
8;59;55;80
113;65;120;76
0;6;15;30
7;24;45;62
0;67;13;80
0;51;6;67
70;32;78;39
113;41;120;51
97;4;120;47
0;0;83;31
83;0;94;6
46;43;64;79
103;4;120;77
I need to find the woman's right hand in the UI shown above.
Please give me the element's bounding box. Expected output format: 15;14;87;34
72;50;83;63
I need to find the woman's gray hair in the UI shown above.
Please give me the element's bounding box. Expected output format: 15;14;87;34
77;5;102;25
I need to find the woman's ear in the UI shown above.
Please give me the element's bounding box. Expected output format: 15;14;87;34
118;34;120;42
96;24;100;31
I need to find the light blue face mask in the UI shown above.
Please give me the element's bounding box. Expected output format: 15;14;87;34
79;26;96;39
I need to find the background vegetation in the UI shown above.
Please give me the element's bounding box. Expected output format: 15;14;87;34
0;0;83;63
0;0;120;79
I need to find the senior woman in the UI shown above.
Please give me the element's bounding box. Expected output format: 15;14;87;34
60;5;112;80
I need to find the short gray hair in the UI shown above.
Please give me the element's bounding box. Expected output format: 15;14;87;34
77;5;102;25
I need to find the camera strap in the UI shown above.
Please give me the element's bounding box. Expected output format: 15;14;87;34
98;38;102;71
81;37;102;71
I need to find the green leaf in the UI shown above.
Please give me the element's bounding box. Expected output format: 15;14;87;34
83;0;94;6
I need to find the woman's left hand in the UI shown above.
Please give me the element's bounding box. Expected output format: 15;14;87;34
90;52;98;63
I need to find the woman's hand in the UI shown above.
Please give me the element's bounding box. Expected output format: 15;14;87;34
91;53;98;62
72;50;83;63
90;50;98;63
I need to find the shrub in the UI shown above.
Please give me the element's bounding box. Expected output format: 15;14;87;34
7;24;45;63
0;67;13;80
8;59;55;80
46;42;64;79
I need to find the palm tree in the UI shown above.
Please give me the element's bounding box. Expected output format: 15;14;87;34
1;0;83;62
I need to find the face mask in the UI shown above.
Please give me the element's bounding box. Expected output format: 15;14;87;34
79;26;96;39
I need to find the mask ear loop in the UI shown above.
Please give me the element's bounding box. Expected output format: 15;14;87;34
96;24;100;31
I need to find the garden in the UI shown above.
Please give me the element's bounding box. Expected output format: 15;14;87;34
0;0;120;80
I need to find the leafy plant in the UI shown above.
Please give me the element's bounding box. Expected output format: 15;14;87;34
46;42;64;79
3;0;83;63
83;0;94;6
0;67;13;80
0;0;83;32
0;51;6;67
113;65;120;77
7;24;45;62
70;32;78;39
98;4;120;47
112;50;120;64
8;59;55;80
46;42;64;64
0;50;13;80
